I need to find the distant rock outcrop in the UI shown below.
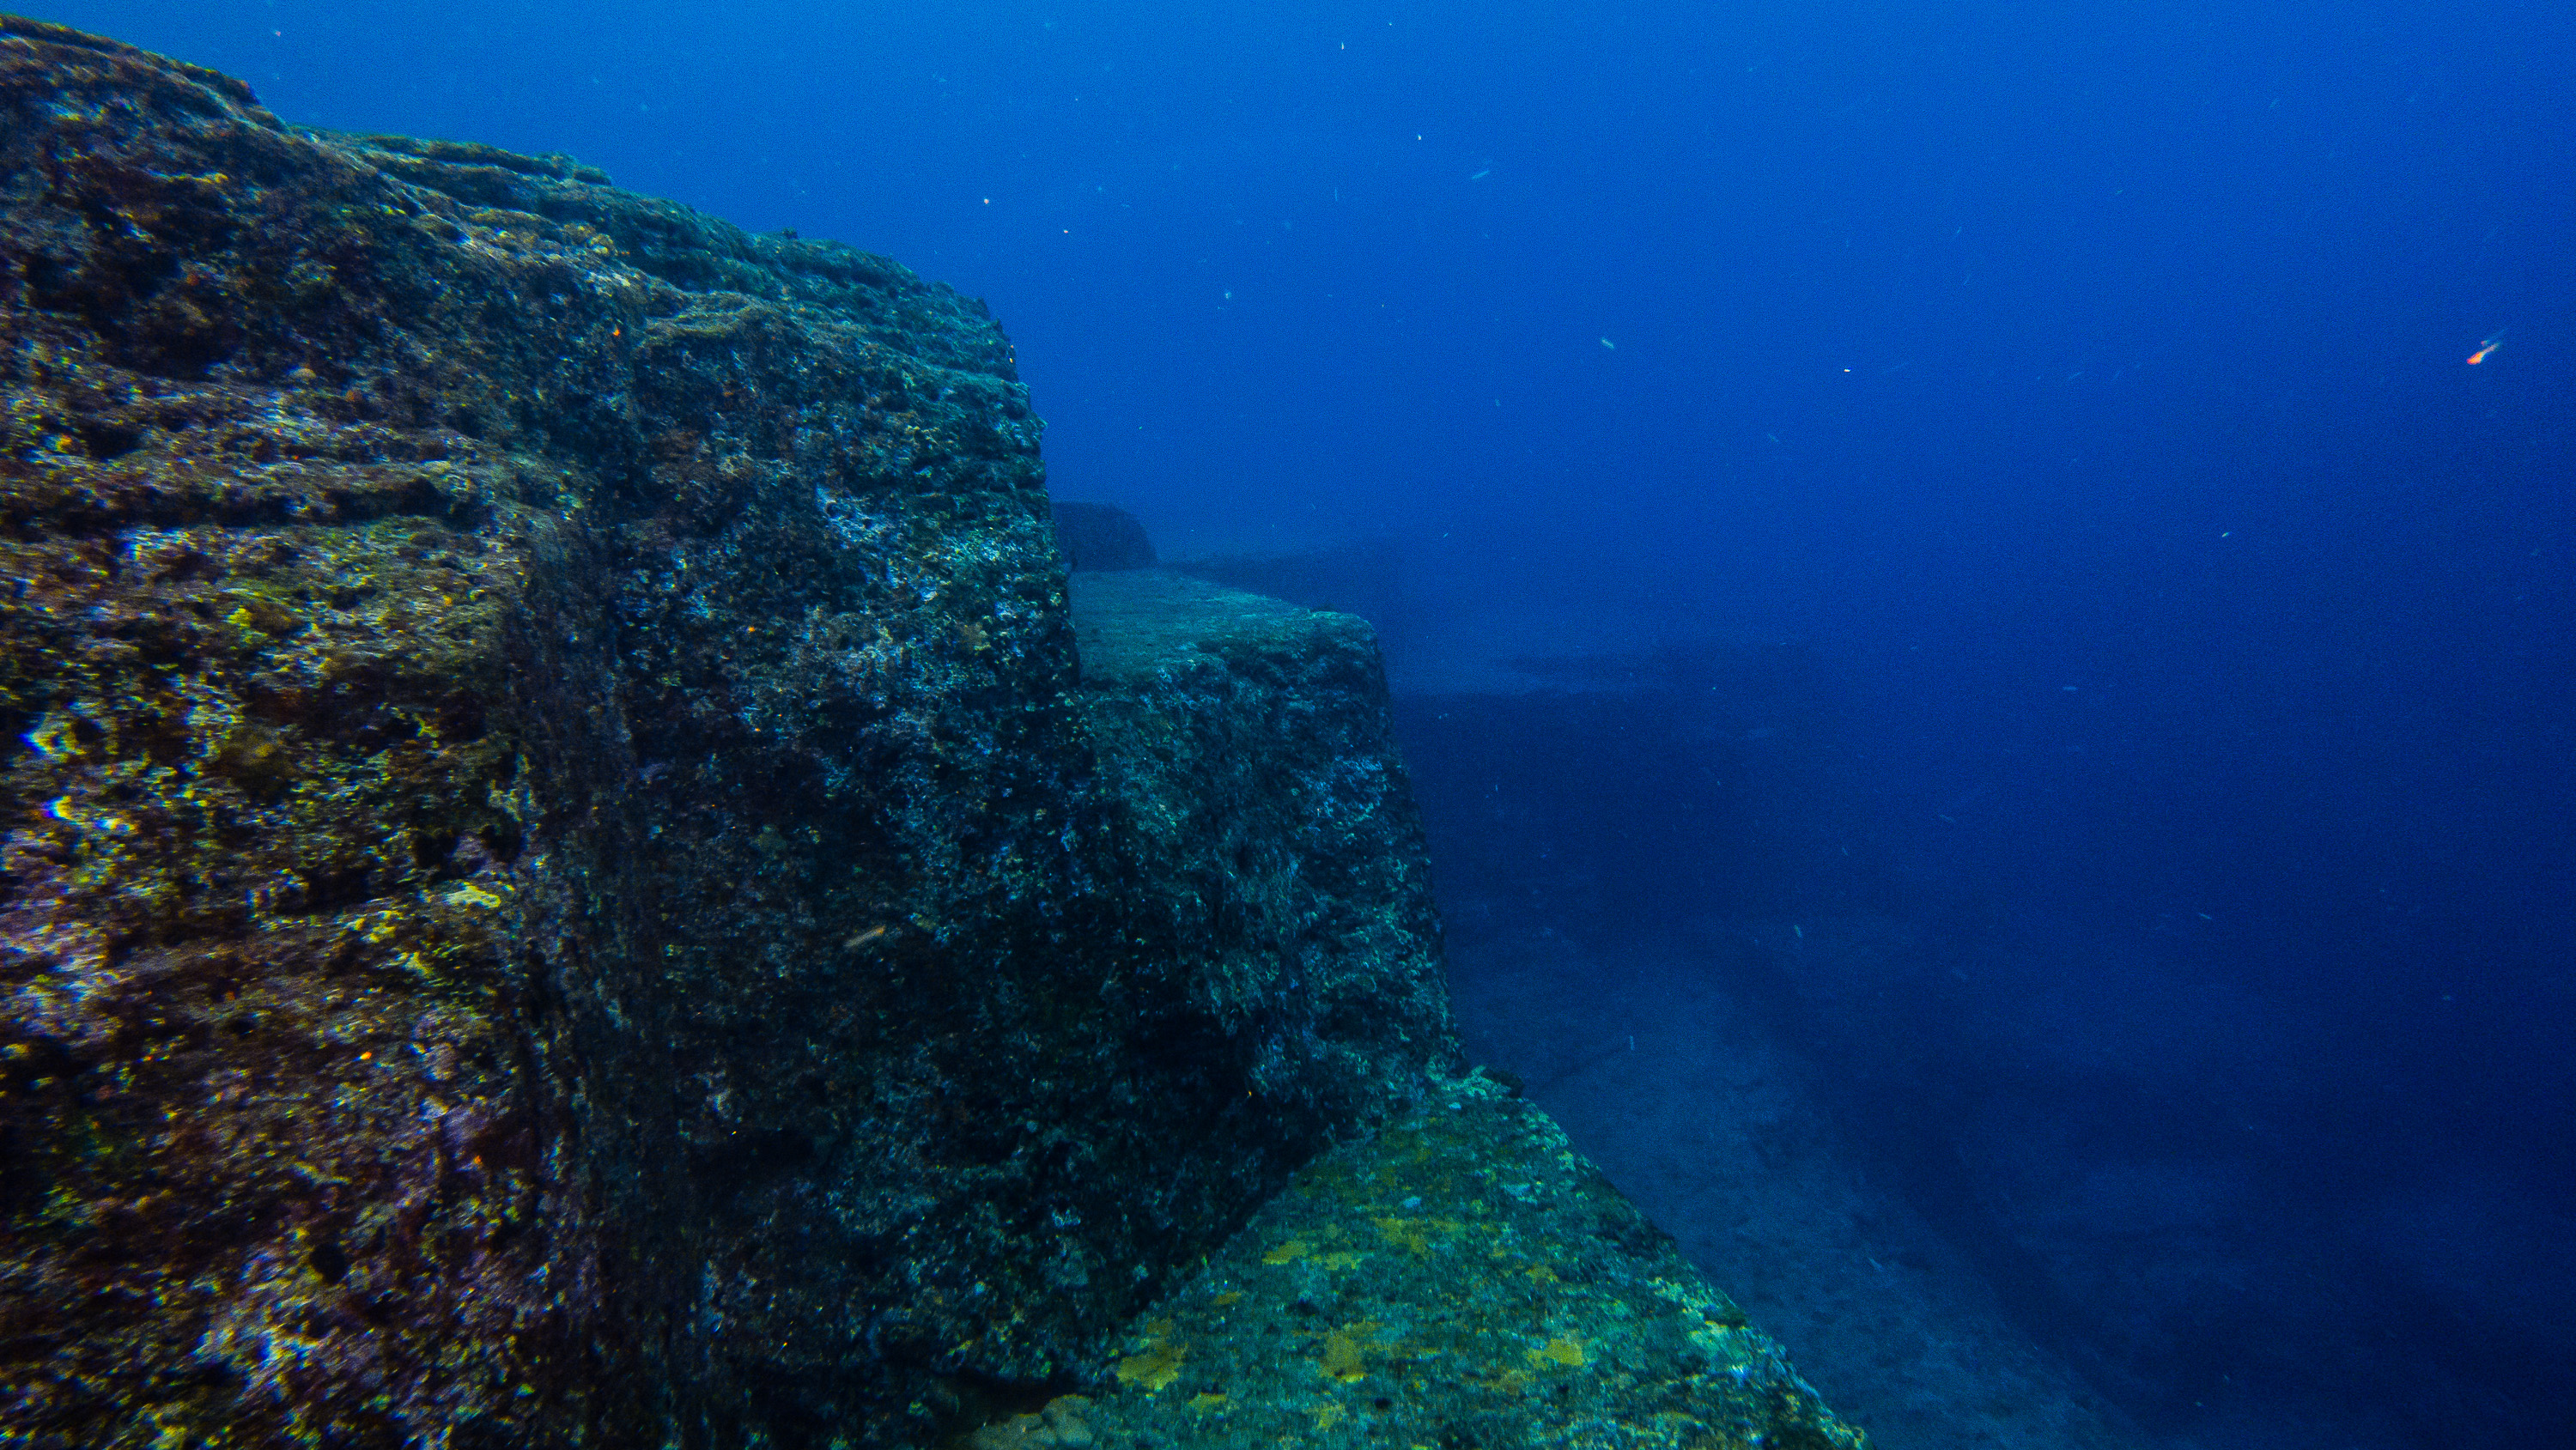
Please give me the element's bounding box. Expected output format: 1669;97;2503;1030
1169;537;1409;664
1049;499;1157;570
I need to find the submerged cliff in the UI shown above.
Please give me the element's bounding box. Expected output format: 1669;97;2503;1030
0;19;1854;1450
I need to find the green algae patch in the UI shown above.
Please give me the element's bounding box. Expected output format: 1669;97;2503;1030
1077;1083;1868;1450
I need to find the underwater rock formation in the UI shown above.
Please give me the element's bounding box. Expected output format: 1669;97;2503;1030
1048;500;1156;571
0;21;1860;1450
1074;1081;1864;1450
0;20;1454;1447
1168;539;1411;677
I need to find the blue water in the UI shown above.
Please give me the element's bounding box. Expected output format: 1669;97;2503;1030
39;3;2574;1446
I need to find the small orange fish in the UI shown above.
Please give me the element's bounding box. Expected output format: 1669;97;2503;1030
2467;334;2504;365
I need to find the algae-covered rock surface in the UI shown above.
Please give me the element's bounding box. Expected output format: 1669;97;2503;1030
0;20;1454;1447
0;19;1854;1450
1071;573;1454;1139
1055;1082;1863;1450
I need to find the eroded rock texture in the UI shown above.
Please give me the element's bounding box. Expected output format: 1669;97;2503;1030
1078;1082;1865;1450
0;21;1455;1447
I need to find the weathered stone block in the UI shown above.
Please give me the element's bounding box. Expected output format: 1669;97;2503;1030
0;21;1454;1447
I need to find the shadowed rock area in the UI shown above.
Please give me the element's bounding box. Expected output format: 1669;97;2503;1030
0;20;1855;1450
1050;500;1156;571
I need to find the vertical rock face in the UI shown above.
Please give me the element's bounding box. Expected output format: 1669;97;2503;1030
0;21;1455;1448
1069;573;1456;1142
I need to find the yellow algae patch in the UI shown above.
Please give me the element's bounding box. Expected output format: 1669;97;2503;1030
1527;1336;1586;1368
1318;1329;1370;1382
1185;1393;1230;1414
1371;1216;1435;1254
1115;1343;1183;1392
1115;1323;1185;1392
1310;1402;1347;1432
1262;1240;1310;1265
1318;1250;1367;1271
1212;1291;1243;1307
1524;1264;1559;1284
